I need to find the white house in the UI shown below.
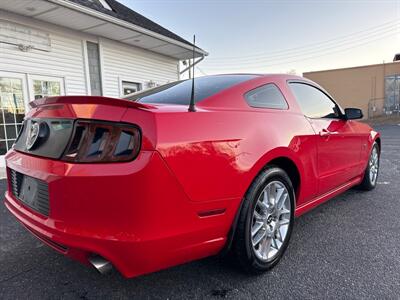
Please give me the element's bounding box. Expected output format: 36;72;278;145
0;0;207;160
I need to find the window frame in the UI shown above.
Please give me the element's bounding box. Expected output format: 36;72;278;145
244;83;289;110
86;41;103;96
120;80;143;97
384;74;400;112
287;80;345;120
27;75;65;101
0;71;29;164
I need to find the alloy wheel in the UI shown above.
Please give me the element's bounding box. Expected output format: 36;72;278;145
251;181;291;262
369;146;379;185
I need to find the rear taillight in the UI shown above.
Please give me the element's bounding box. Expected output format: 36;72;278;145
62;120;141;163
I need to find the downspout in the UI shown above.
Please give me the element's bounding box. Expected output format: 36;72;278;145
180;56;205;76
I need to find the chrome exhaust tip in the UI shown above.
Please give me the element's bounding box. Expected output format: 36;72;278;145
89;255;113;274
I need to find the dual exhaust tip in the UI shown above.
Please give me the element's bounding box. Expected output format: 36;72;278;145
89;255;113;275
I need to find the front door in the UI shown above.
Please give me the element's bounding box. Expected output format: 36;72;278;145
288;82;362;196
308;118;361;194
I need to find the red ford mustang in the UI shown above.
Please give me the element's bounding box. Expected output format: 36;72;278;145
4;74;380;278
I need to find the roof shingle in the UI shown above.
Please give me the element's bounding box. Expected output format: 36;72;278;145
68;0;194;47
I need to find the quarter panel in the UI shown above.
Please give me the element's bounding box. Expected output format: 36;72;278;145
155;110;318;205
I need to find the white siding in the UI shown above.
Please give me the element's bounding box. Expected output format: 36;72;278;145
100;38;179;98
0;10;180;100
0;12;87;96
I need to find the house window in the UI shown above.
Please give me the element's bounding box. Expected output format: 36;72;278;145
122;81;142;96
32;80;61;99
384;75;400;114
28;75;65;100
0;75;26;155
87;41;102;96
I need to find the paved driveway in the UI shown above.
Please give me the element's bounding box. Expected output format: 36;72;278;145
1;125;399;299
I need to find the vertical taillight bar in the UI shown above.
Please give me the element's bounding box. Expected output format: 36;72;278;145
62;120;141;163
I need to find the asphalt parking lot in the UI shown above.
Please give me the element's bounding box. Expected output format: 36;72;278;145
0;124;399;299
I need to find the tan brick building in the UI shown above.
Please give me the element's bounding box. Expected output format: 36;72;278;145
303;61;400;119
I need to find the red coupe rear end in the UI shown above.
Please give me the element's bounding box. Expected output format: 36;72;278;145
4;95;230;278
4;74;380;278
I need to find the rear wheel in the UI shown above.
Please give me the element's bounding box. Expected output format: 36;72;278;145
232;167;295;273
358;142;380;191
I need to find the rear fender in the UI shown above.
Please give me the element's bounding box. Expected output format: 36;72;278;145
247;147;306;202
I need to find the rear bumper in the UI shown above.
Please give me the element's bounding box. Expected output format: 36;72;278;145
5;194;110;266
4;150;231;278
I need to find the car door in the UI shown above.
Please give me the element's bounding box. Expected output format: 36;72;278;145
289;82;362;195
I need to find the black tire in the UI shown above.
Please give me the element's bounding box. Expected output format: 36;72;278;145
358;142;380;191
232;166;295;274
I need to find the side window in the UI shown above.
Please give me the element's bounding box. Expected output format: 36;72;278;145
245;83;288;109
289;82;340;118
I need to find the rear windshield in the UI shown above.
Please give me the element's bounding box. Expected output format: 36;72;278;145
125;75;257;105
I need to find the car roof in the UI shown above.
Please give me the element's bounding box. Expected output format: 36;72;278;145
124;73;314;113
197;73;309;83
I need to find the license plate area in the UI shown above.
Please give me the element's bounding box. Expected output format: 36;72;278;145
9;169;50;216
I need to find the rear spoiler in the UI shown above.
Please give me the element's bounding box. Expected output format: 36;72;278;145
29;95;155;110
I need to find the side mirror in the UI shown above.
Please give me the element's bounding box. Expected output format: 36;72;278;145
344;108;363;120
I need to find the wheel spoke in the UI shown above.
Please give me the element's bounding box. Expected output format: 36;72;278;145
253;210;264;221
252;229;266;246
257;191;269;212
257;200;268;213
280;225;288;238
277;191;288;210
265;184;275;208
260;236;272;257
279;218;290;226
275;187;284;207
275;228;283;242
278;207;290;217
251;221;264;237
271;237;279;250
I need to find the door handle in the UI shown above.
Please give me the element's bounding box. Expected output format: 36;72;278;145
319;129;339;137
319;129;330;137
